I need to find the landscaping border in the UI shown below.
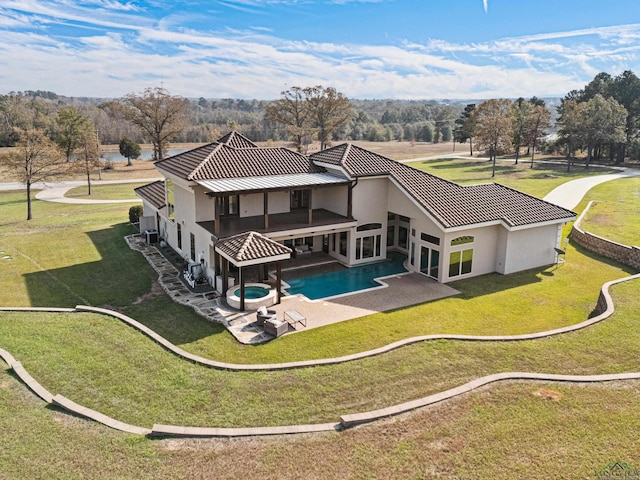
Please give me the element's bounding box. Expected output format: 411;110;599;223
1;272;639;437
571;200;640;269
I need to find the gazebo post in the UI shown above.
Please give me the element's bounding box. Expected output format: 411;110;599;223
276;262;282;304
239;266;245;311
222;257;229;294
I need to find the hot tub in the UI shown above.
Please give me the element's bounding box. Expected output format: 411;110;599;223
226;283;277;311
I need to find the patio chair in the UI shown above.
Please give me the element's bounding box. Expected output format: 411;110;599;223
256;306;277;326
263;318;288;337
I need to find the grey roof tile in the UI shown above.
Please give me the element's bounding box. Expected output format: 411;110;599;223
216;231;292;263
134;180;166;209
310;144;576;228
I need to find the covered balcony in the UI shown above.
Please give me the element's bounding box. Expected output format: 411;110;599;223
194;173;357;240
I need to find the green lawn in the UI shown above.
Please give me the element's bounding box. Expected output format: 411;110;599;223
578;177;640;246
1;162;639;478
408;157;619;198
65;183;147;200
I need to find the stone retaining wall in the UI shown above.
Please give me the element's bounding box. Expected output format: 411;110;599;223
571;201;640;270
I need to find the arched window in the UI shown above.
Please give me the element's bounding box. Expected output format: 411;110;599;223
451;235;474;246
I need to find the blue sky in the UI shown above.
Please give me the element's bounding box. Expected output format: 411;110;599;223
0;0;639;99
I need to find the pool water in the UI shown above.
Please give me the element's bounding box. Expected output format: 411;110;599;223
285;252;407;300
234;286;270;299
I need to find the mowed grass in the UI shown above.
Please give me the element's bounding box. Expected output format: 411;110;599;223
408;157;620;198
65;182;147;200
0;189;633;364
1;280;639;479
1;164;640;477
579;176;640;247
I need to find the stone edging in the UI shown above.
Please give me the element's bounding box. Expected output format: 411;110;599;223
571;200;640;270
71;272;640;370
1;272;639;436
2;273;639;372
2;343;639;436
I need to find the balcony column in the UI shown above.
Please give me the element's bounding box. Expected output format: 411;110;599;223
214;196;221;236
347;183;354;219
307;189;313;224
263;191;269;230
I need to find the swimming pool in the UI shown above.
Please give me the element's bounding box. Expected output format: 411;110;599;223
285;252;408;300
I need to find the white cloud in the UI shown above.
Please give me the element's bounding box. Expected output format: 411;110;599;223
0;1;637;99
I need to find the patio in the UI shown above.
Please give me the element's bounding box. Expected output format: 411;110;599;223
129;234;460;345
222;271;460;344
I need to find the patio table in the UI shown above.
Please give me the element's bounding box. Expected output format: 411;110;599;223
284;310;306;329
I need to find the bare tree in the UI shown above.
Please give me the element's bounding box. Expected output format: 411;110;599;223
4;128;64;220
56;106;93;162
119;87;189;161
474;99;513;177
307;86;353;150
264;86;313;153
265;85;352;151
509;98;533;165
527;104;551;168
72;121;100;195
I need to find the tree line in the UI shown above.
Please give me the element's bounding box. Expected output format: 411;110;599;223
3;70;639;220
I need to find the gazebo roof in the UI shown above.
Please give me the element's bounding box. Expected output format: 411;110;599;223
215;231;292;267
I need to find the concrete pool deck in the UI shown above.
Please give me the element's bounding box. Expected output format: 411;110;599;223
223;273;460;344
126;234;460;344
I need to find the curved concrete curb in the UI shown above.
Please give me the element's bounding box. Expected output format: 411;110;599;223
1;273;638;437
72;272;639;371
2;272;639;371
339;372;640;428
1;346;639;437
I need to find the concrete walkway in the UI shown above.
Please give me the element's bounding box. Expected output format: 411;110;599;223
0;178;159;204
543;167;640;210
35;179;155;204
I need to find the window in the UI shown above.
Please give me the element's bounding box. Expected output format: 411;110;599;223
420;247;440;278
386;225;395;247
449;249;473;277
217;195;239;217
355;234;382;260
357;223;382;232
398;226;408;249
190;233;195;261
290;189;310;209
421;232;441;246
339;231;347;257
177;223;182;250
451;236;474;246
166;179;175;221
410;242;415;266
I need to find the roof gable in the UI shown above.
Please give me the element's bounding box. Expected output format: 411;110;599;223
134;180;166;209
215;231;292;265
154;131;323;181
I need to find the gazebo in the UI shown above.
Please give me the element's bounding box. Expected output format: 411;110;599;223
214;231;292;311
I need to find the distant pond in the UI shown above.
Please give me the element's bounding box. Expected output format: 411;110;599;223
100;148;190;162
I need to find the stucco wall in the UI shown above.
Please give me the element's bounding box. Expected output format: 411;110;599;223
501;224;560;275
314;185;348;217
442;226;500;282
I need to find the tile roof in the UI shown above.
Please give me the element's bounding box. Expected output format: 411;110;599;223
155;131;322;181
215;231;292;264
310;143;576;229
134;180;166;209
215;131;258;149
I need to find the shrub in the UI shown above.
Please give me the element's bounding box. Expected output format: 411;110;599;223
129;205;143;224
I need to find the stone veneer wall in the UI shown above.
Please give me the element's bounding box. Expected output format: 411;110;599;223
571;201;640;270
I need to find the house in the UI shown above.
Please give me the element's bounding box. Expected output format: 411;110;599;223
135;131;575;294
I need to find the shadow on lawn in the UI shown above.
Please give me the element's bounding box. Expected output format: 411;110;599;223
22;223;154;308
23;222;226;346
